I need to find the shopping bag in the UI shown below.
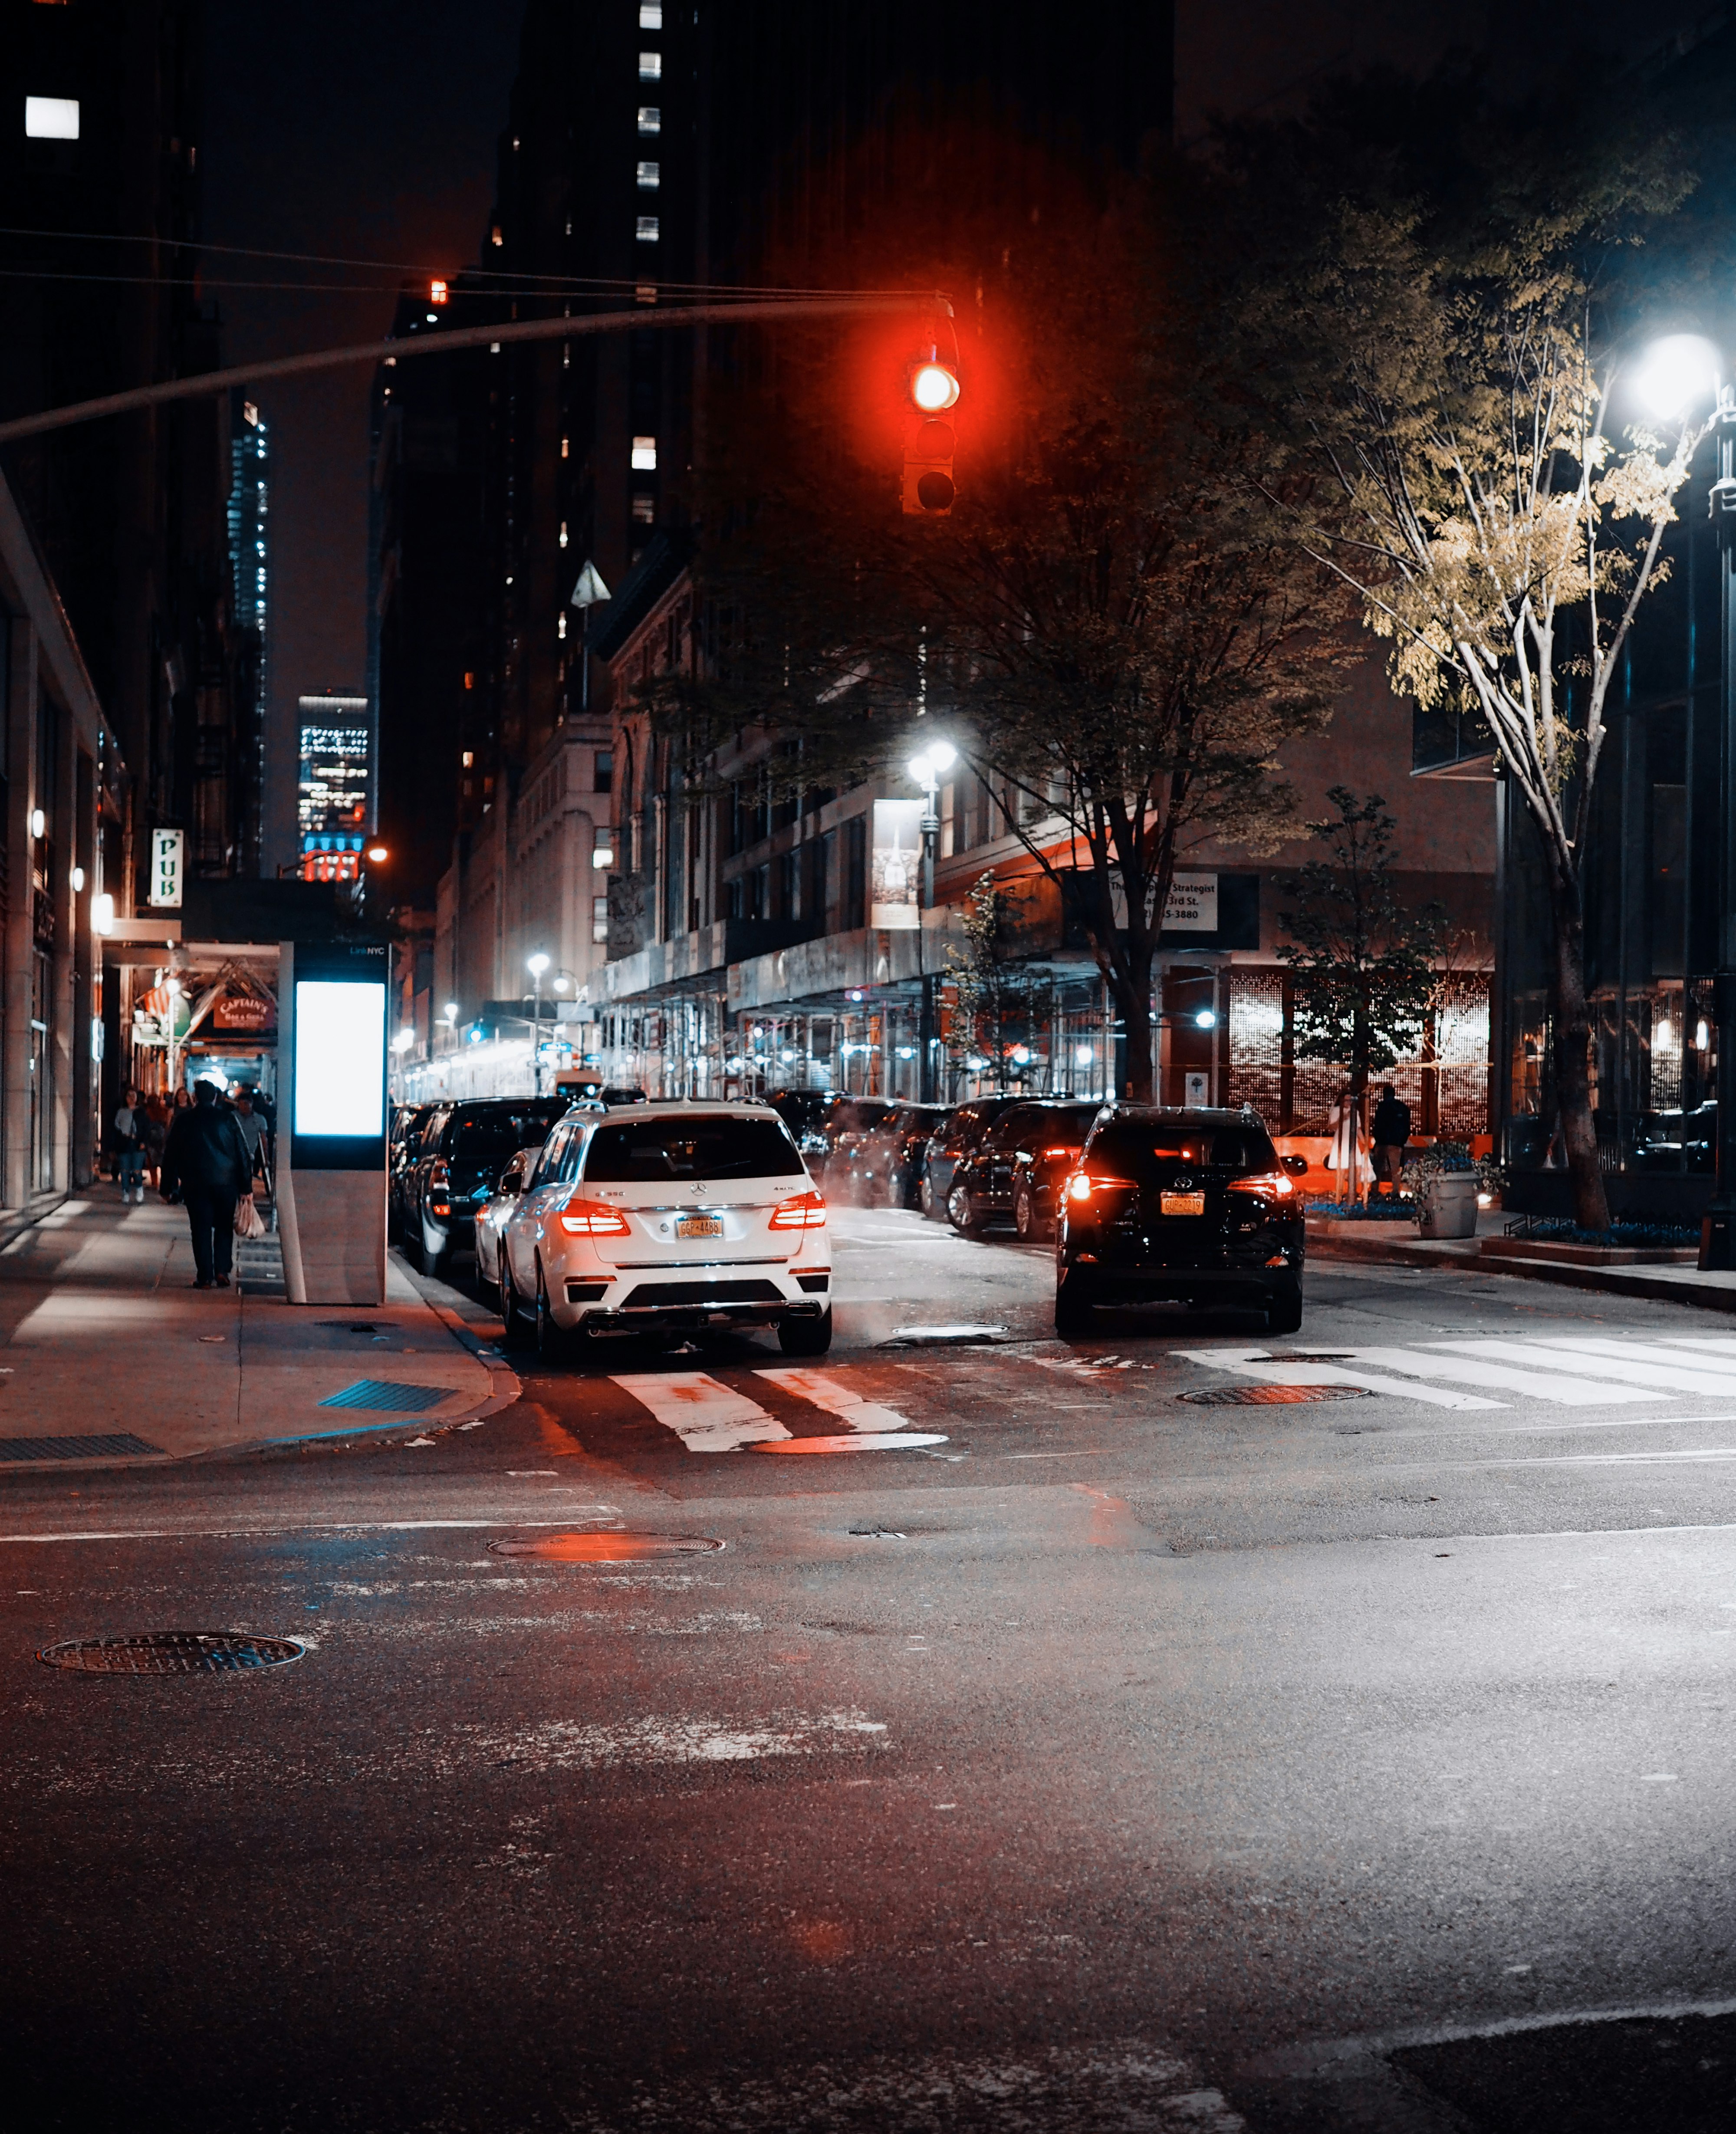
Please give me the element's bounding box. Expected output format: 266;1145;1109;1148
234;1194;266;1240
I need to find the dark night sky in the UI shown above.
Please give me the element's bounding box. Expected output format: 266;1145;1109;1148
200;0;1709;872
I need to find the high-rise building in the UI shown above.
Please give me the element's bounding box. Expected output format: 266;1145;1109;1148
227;394;270;880
0;0;259;900
296;695;372;882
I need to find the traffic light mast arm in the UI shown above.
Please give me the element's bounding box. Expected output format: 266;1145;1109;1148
0;293;943;447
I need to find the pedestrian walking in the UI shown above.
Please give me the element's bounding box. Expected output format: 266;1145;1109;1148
233;1088;268;1197
141;1094;169;1190
1371;1082;1413;1199
112;1087;147;1204
160;1079;254;1289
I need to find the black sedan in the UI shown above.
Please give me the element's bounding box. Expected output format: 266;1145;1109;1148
1054;1106;1307;1335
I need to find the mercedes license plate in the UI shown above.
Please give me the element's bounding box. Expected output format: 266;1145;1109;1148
1160;1191;1206;1217
676;1215;723;1239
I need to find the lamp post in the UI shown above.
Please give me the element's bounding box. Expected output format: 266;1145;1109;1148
906;740;956;1104
526;953;550;1095
1637;339;1736;1265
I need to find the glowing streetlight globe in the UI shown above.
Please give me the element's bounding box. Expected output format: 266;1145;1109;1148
526;952;550;977
910;361;960;412
1634;335;1720;421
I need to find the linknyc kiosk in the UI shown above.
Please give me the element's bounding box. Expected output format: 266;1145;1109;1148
277;939;389;1305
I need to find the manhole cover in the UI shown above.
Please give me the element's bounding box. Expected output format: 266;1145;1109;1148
1177;1382;1372;1405
747;1432;950;1454
489;1532;725;1562
37;1632;306;1674
1263;1351;1357;1363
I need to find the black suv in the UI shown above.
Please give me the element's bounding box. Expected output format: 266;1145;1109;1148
917;1097;1020;1219
947;1098;1104;1239
1055;1106;1306;1335
396;1097;576;1273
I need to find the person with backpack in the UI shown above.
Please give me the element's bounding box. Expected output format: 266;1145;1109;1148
160;1079;254;1289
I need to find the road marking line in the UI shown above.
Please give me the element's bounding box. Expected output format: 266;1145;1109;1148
1173;1348;1503;1409
754;1366;913;1434
1418;1340;1691;1401
612;1371;790;1452
1330;1344;1657;1406
1512;1337;1736;1396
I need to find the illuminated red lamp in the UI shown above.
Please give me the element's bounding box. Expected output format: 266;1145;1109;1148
909;360;960;412
429;279;449;305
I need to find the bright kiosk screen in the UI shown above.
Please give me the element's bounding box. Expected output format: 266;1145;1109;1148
293;980;386;1138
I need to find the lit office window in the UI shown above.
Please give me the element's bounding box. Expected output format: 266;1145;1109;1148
24;96;79;139
631;496;656;524
640;3;662;26
631;436;657;470
636;161;660;188
639;50;661;81
636;215;660;242
592;895;609;944
637;106;661;134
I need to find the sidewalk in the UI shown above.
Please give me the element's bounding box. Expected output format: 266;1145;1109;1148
0;1184;512;1471
1307;1212;1736;1315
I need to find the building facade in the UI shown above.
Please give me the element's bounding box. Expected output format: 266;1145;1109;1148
576;560;1497;1131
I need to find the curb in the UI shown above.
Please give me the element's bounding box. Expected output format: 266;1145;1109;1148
1310;1232;1736;1315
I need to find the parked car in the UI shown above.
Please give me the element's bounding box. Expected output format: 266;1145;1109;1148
766;1088;842;1167
493;1100;832;1359
946;1098;1105;1240
814;1098;897;1190
473;1144;537;1302
1054;1105;1305;1335
917;1097;1020;1219
388;1104;438;1235
847;1102;950;1207
397;1096;578;1274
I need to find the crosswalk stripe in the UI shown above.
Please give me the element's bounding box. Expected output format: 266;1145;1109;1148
1173;1349;1503;1409
754;1367;914;1434
1338;1345;1657;1406
1423;1339;1698;1401
1517;1337;1736;1397
611;1372;791;1453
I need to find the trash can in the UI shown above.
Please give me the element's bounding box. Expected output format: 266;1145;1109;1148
1419;1172;1480;1240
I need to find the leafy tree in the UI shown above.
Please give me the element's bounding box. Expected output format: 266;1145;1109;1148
1237;91;1699;1228
1278;788;1444;1195
944;871;1038;1092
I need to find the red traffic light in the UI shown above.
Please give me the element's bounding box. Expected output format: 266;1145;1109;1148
910;361;960;412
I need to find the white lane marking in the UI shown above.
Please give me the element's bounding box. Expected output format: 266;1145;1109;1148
612;1371;790;1452
1418;1340;1680;1403
754;1366;914;1433
1647;1337;1736;1356
1329;1344;1655;1406
745;1432;950;1454
1173;1348;1503;1410
1510;1337;1736;1397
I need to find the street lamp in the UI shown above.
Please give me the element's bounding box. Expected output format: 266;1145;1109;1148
906;739;957;1103
1635;339;1736;1265
527;952;551;1094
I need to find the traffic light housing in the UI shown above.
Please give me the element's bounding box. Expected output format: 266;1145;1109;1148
902;350;959;515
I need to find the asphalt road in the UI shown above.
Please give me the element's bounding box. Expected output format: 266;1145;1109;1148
4;1206;1735;2131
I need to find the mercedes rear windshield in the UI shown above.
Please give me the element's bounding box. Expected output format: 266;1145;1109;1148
581;1116;806;1182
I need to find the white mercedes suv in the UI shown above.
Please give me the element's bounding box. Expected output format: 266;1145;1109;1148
493;1101;832;1360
